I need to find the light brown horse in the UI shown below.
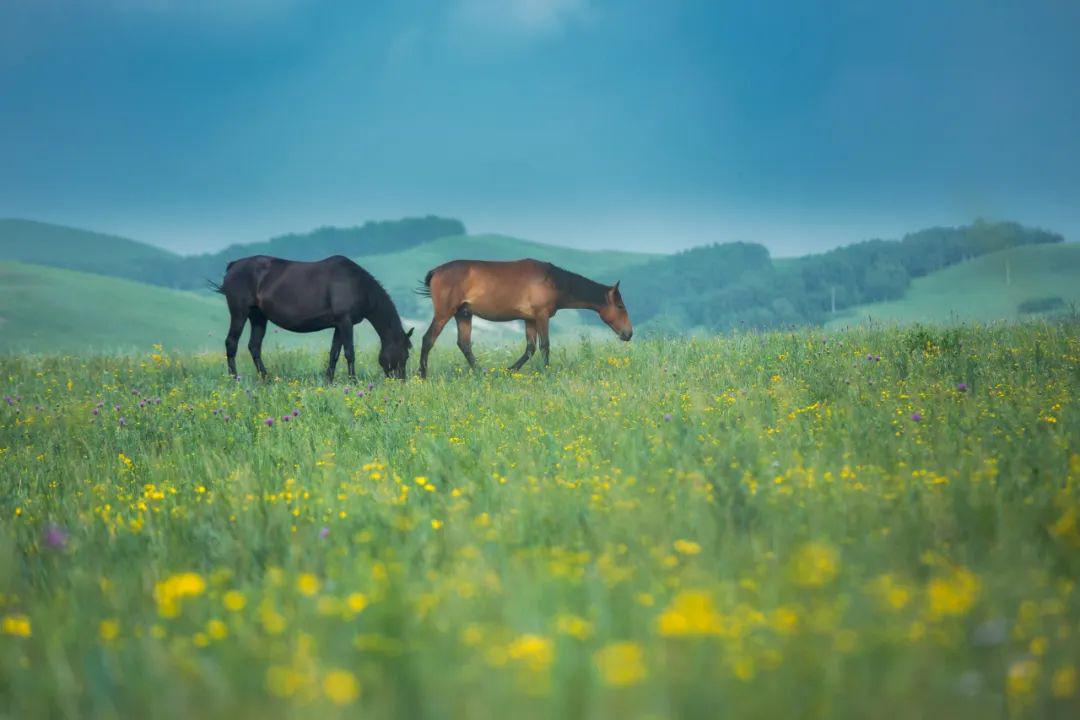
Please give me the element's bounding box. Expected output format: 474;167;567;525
416;259;632;377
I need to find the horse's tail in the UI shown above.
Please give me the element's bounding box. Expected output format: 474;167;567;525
413;269;435;297
208;259;241;294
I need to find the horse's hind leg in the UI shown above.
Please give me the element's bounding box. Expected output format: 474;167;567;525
536;314;551;367
326;327;343;382
508;320;537;371
247;309;269;377
455;307;477;369
225;306;249;378
339;321;357;380
419;312;451;379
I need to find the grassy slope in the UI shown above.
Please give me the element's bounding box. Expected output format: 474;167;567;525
0;218;176;269
0;262;360;356
829;243;1080;328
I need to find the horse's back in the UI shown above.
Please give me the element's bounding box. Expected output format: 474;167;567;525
425;258;556;320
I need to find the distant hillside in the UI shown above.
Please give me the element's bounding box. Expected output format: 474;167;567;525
0;216;467;290
0;219;180;283
179;216;466;289
827;243;1080;327
621;220;1064;333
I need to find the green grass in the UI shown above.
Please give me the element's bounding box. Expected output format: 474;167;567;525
1;322;1078;718
829;244;1080;328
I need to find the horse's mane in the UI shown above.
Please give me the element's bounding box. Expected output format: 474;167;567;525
545;263;609;306
353;263;407;339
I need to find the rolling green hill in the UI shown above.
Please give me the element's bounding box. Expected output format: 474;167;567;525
0;218;180;283
827;243;1080;328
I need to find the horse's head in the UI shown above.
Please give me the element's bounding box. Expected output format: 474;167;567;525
380;327;414;379
598;281;633;341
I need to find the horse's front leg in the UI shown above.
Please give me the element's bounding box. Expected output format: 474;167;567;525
326;327;342;382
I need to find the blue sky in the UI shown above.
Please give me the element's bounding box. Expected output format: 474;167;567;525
1;0;1078;255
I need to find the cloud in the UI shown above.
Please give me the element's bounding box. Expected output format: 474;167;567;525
452;0;593;41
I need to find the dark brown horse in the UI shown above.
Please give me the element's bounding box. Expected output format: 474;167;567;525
213;255;413;380
416;259;631;377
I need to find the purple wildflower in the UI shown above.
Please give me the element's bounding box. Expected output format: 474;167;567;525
357;391;365;398
223;415;230;422
319;526;330;540
212;408;220;416
367;382;374;391
663;413;673;422
92;408;100;416
910;412;922;422
265;417;274;427
281;415;290;423
114;405;121;412
139;399;147;408
42;524;68;550
118;416;126;427
292;408;300;417
956;382;968;393
3;395;13;405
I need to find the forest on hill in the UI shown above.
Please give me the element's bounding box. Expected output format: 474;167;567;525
619;220;1064;332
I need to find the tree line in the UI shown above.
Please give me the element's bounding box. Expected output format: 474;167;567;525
619;220;1064;332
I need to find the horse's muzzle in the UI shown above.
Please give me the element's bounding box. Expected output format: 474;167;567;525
620;330;633;341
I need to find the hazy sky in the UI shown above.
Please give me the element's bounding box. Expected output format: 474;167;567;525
1;0;1078;255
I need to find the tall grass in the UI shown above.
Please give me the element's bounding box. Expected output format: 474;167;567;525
1;322;1078;718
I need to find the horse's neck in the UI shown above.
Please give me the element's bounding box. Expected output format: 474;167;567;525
556;275;607;311
367;299;403;344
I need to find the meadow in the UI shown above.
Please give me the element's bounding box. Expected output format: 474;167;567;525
1;322;1079;718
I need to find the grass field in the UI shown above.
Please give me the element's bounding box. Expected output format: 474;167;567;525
2;322;1078;718
830;244;1080;328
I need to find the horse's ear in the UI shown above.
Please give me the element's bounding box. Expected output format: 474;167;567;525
406;327;415;338
613;280;621;293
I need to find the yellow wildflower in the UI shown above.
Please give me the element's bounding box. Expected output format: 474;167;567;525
789;541;839;588
657;590;723;636
926;567;980;619
99;619;120;642
322;669;360;706
346;592;369;614
593;642;647;687
223;590;247;612
506;634;554;672
1;614;31;637
153;572;206;618
673;539;702;555
1052;666;1077;698
297;573;320;597
555;614;593;640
